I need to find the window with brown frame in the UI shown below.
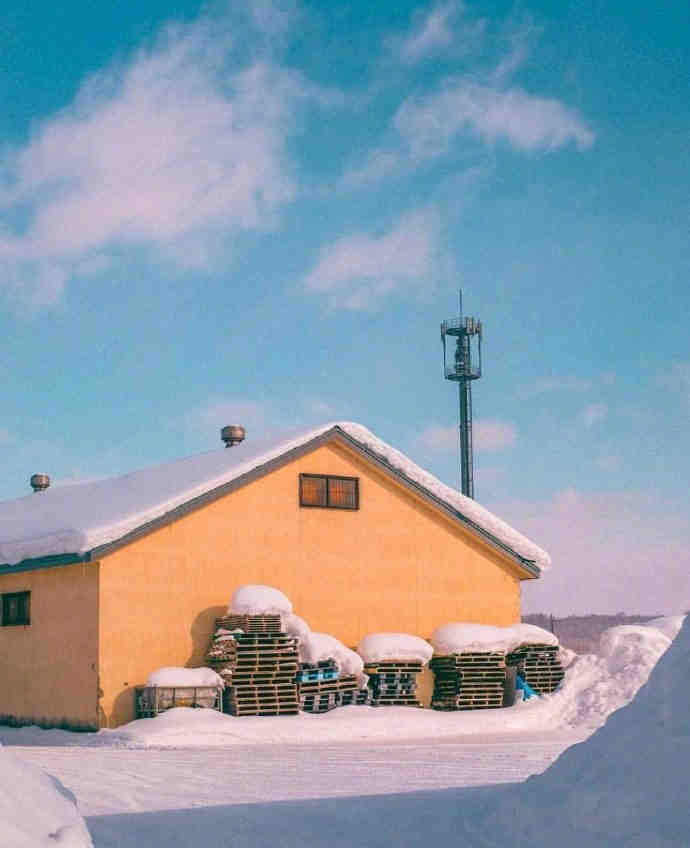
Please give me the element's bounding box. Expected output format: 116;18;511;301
299;474;359;510
1;591;30;626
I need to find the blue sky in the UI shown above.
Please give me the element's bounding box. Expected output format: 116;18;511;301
1;0;688;615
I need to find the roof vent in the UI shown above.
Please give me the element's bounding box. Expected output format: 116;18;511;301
221;425;246;448
30;473;50;492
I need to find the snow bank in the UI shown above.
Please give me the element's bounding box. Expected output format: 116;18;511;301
0;744;93;846
481;616;690;846
358;633;433;664
644;613;686;641
431;622;558;655
300;632;366;684
0;422;548;570
146;667;224;688
228;585;292;616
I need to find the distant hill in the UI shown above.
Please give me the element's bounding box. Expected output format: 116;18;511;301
522;612;662;654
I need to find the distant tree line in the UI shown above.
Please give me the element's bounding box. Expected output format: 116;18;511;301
522;612;663;654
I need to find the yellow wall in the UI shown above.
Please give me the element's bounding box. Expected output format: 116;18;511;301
0;561;99;729
98;439;524;726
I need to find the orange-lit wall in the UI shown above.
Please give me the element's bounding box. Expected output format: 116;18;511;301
98;439;525;726
0;562;99;729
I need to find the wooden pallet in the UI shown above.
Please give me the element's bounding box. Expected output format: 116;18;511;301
216;614;283;633
364;662;423;674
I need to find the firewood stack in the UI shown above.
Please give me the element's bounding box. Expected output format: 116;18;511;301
363;661;423;707
506;643;564;694
205;617;299;716
430;652;506;710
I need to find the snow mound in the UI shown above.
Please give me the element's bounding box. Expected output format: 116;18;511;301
482;617;690;846
519;622;673;732
229;585;292;616
0;744;93;846
431;622;558;655
644;614;686;642
282;613;311;644
300;632;366;684
146;667;224;688
358;633;433;664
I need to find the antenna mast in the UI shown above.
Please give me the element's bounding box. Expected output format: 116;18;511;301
440;290;482;498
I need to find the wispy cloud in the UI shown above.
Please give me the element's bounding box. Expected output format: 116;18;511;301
0;6;325;304
303;209;440;310
396;81;594;157
579;402;608;428
417;418;517;453
386;1;485;64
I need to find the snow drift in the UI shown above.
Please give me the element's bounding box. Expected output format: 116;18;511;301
0;744;93;847
477;616;690;846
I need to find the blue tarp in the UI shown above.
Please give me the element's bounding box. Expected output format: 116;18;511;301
516;674;538;700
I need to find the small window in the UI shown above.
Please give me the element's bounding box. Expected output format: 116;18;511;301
300;474;359;510
2;591;30;626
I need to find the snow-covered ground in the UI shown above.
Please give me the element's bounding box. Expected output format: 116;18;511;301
1;616;684;846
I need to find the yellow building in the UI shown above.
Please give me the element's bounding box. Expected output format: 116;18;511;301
0;422;549;729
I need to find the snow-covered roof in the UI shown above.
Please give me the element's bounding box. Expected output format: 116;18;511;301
0;421;550;571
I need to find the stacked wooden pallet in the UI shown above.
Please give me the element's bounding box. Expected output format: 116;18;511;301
430;652;506;710
506;643;564;694
297;661;359;713
206;621;299;716
216;613;282;633
364;661;423;707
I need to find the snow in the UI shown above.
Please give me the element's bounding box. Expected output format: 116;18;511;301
228;584;292;616
0;743;92;847
0;422;548;570
281;613;311;644
357;633;434;664
644;614;685;641
145;667;224;688
431;622;558;655
298;632;366;683
472;614;690;846
2;616;684;847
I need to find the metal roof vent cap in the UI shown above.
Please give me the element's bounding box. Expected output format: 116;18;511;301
30;473;50;492
221;425;246;448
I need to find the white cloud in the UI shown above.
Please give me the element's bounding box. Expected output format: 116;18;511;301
503;488;690;616
387;2;475;63
304;209;439;309
395;81;594;157
417;418;516;454
580;402;608;428
0;9;318;303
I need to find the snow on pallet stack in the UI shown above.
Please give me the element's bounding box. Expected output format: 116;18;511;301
206;586;299;716
295;628;368;712
358;633;433;707
430;622;563;710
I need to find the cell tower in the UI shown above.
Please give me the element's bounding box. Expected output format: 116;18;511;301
440;290;482;499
